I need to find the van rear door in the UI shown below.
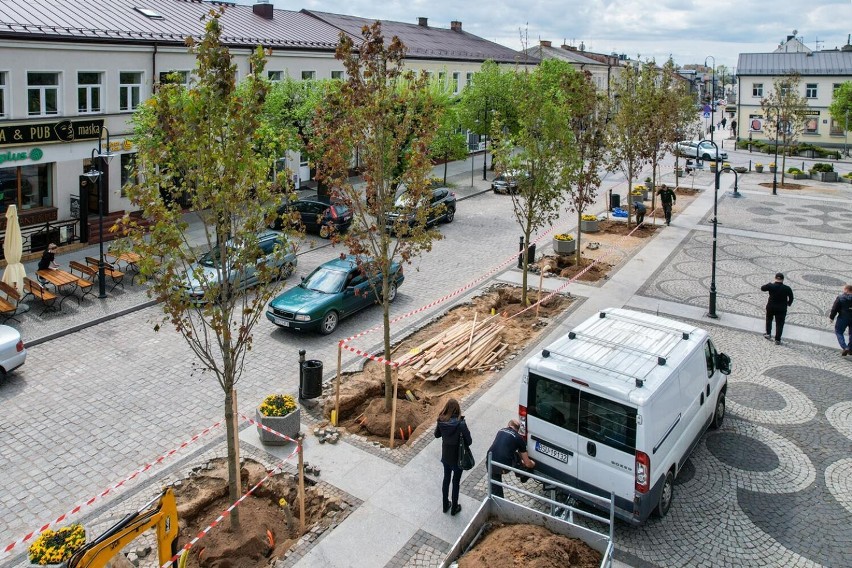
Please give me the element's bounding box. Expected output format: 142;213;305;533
524;371;579;485
576;391;637;504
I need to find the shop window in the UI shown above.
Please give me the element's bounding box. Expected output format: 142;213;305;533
830;118;844;136
78;72;103;114
119;72;143;111
0;72;6;119
805;117;819;134
120;153;137;197
0;164;53;212
27;72;60;116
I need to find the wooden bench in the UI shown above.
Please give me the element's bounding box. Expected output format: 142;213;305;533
0;281;21;323
23;277;58;314
84;256;125;292
68;261;97;301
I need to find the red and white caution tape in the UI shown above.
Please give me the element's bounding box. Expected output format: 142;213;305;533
2;421;225;559
240;413;299;445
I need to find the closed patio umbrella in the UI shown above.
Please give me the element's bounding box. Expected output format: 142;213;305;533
2;205;26;294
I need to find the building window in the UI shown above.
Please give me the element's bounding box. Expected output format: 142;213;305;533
119;72;142;112
0;72;6;119
331;70;344;80
159;70;190;87
27;72;60;116
438;71;446;87
452;72;460;94
466;72;472;88
77;72;102;114
805;83;817;98
779;83;790;97
120;153;137;197
0;164;53;212
301;70;315;81
752;83;762;97
833;83;842;95
804;117;818;134
267;71;283;82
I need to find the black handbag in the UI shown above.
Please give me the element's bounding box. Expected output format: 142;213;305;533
458;422;475;471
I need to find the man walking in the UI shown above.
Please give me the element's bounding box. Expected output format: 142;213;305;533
656;184;676;226
487;419;535;498
761;273;794;345
829;284;852;356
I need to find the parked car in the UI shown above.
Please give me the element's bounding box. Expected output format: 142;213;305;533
0;324;26;376
675;139;728;161
266;255;404;335
385;185;456;235
178;230;297;303
491;170;526;194
270;195;353;239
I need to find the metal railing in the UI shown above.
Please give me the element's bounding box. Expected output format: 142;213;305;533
0;218;80;260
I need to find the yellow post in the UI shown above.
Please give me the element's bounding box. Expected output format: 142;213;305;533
297;437;305;536
388;367;400;449
334;343;342;426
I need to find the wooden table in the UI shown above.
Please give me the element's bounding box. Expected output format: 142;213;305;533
36;268;80;309
107;251;142;284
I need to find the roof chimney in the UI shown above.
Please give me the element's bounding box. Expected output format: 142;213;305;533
253;0;273;19
450;20;462;32
418;17;428;27
540;40;551;48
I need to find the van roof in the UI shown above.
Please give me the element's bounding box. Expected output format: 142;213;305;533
526;308;708;405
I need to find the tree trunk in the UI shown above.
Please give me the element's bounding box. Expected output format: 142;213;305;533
443;157;448;185
224;385;241;531
574;209;582;266
521;226;532;305
382;276;393;413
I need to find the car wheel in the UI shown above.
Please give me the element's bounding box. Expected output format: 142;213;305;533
654;470;674;518
279;262;295;281
710;391;726;430
385;282;397;303
444;207;455;223
701;153;712;161
320;311;338;335
319;225;332;239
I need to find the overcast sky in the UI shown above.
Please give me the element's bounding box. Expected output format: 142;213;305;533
270;0;852;70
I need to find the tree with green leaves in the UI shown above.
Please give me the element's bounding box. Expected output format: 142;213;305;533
492;66;578;305
828;81;852;155
430;99;469;184
607;64;651;229
458;61;518;172
761;73;810;186
312;23;442;412
122;10;294;529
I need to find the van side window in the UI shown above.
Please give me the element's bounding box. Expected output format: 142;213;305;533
704;340;716;378
579;392;637;454
528;372;578;432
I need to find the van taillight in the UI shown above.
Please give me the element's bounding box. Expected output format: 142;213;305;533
16;340;24;352
518;405;528;439
635;451;650;493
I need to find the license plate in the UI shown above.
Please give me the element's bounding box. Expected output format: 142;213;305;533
274;317;289;327
536;441;569;463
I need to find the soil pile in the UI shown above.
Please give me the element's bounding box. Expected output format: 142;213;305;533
536;255;612;282
458;523;602;568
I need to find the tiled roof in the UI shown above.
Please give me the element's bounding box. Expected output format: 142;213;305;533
0;0;342;49
302;10;533;64
737;51;852;76
523;45;605;66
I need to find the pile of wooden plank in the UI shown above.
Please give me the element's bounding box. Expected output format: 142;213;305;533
401;315;509;381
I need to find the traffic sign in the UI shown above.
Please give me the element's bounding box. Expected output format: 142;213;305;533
703;112;710;118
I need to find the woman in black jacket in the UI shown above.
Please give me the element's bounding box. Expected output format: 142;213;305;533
434;398;471;516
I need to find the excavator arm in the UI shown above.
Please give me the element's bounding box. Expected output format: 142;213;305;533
67;488;180;568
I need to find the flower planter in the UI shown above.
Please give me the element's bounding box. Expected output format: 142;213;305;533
709;163;717;172
769;166;777;173
630;194;645;205
812;171;838;182
734;167;747;174
799;150;815;158
256;406;301;445
755;166;764;173
552;238;576;255
792;173;809;180
580;219;600;233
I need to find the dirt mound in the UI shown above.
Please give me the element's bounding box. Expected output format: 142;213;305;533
536;255;612;282
597;219;658;238
173;458;342;568
458;523;602;568
758;182;804;190
361;398;429;439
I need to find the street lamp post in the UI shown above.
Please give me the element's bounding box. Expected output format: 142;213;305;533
772;111;780;196
845;110;849;157
705;56;715;144
81;128;115;298
704;140;738;319
482;96;489;181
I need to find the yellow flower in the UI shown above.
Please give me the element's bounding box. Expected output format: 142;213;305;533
634;184;645;191
259;394;298;417
755;163;763;167
554;233;574;242
29;524;86;564
581;214;598;221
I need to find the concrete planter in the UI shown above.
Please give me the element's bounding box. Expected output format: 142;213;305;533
580;219;600;233
256;406;301;445
769;166;777;173
792;173;809;180
755;166;764;173
552;238;576;255
811;171;838;182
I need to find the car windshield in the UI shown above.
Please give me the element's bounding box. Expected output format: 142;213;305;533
302;267;348;293
198;248;223;268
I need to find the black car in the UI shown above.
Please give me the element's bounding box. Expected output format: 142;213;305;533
385;185;456;235
271;195;353;239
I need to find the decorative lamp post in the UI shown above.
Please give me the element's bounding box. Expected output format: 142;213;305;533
81;127;115;298
704;56;715;144
772;110;780;196
482;96;489;181
704;140;738;319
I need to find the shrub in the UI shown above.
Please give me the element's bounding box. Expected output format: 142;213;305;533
259;394;298;417
810;162;834;173
787;167;802;174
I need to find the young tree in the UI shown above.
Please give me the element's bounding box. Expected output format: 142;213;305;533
828;81;852;155
607;64;651;229
492;66;577;305
458;61;518;172
430;99;469;185
122;11;294;529
761;73;810;186
313;23;442;412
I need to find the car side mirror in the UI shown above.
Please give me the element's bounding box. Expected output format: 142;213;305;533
716;353;732;375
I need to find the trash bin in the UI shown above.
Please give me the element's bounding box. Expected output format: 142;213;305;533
300;359;323;399
517;243;536;268
610;193;620;211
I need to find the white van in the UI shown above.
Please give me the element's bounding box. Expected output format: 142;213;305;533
518;308;731;525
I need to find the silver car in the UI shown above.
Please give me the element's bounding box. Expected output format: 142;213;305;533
675;140;728;162
180;230;297;302
0;324;26;376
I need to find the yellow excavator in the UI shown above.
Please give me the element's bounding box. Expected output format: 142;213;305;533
67;488;182;568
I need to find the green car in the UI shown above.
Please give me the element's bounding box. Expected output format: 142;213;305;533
266;255;405;334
